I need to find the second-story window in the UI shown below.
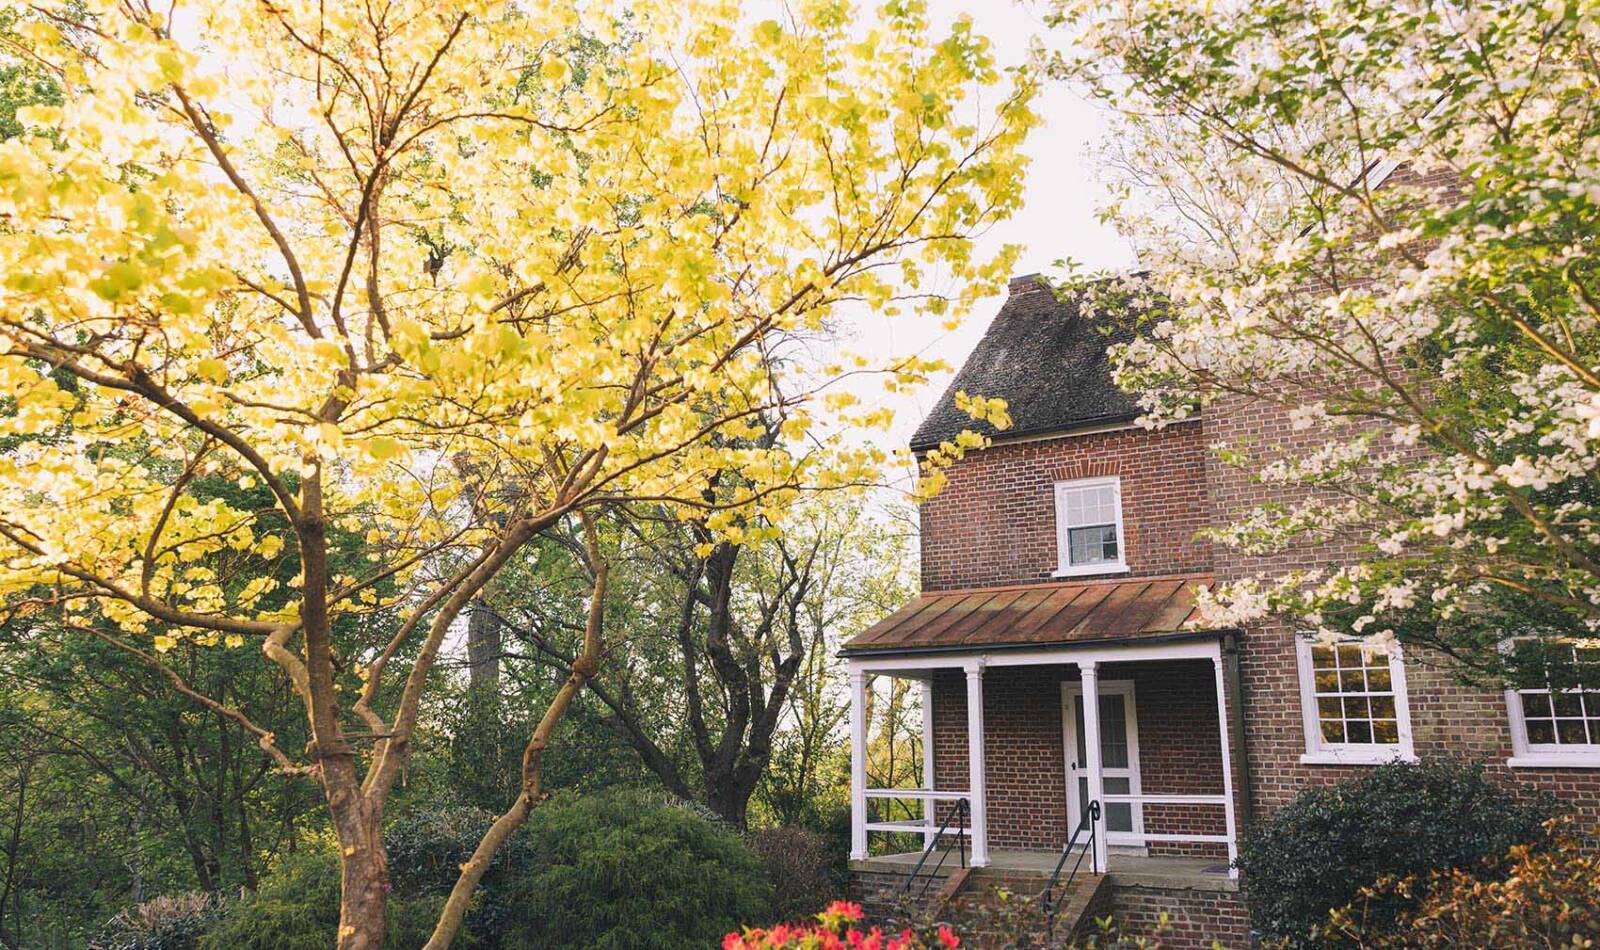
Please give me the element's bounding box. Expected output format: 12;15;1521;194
1054;476;1127;576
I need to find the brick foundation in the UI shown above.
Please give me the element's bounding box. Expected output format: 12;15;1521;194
1110;885;1249;950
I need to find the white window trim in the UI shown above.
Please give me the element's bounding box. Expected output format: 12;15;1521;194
1503;641;1600;769
1295;637;1417;766
1052;475;1130;578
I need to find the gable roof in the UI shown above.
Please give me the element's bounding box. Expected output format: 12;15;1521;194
840;574;1218;655
909;275;1150;452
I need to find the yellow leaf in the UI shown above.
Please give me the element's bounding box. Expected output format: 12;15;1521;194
196;357;227;383
365;437;402;461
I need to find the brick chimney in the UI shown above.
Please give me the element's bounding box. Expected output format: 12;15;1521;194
1007;273;1046;296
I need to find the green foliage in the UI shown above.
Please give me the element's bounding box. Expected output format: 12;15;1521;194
499;788;770;949
196;794;765;948
196;849;473;950
196;851;338;950
1237;758;1554;947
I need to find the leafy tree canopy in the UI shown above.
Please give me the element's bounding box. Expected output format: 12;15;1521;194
0;1;1036;946
1048;0;1600;685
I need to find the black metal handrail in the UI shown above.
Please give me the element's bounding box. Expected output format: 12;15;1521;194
1040;800;1099;933
901;797;969;900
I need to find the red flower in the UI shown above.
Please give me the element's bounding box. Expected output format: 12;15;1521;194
937;925;961;948
824;900;865;922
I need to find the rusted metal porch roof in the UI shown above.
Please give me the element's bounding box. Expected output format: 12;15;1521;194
840;574;1217;655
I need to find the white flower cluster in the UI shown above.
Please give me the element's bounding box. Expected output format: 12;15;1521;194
1048;0;1600;662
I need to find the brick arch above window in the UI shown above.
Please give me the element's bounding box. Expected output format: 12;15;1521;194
1050;459;1121;481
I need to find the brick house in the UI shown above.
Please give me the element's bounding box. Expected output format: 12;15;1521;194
842;273;1600;947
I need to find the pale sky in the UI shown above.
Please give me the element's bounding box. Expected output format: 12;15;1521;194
831;1;1136;459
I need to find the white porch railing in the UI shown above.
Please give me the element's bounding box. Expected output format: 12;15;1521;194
1098;792;1238;876
862;788;970;837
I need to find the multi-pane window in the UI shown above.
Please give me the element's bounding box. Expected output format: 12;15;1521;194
1054;477;1126;576
1310;644;1400;745
1508;641;1600;764
1296;638;1414;764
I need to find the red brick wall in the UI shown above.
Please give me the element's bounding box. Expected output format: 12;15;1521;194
917;422;1212;592
1110;660;1229;858
1202;392;1600;827
928;661;1226;853
1110;886;1250;949
931;666;1070;850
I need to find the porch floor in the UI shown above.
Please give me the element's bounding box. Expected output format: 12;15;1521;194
850;848;1237;892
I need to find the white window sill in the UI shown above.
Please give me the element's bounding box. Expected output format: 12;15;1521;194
1053;563;1131;579
1507;752;1600;769
1300;748;1417;767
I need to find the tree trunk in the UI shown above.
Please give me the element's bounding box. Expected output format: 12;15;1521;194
298;469;390;949
704;776;751;828
465;604;500;692
332;795;389;950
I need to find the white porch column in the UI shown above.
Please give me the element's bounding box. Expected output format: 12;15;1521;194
1078;660;1109;873
920;677;937;851
1212;650;1240;878
964;660;989;867
849;667;868;861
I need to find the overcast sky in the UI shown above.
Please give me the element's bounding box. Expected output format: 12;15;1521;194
827;1;1136;462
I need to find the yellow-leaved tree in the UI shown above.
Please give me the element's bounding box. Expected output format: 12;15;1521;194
0;0;1033;946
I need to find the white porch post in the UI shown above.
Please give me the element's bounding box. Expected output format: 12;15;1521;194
920;677;937;851
1212;649;1240;878
964;660;989;867
849;667;868;861
1078;660;1108;873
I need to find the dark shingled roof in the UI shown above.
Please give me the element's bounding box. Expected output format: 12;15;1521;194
910;274;1148;452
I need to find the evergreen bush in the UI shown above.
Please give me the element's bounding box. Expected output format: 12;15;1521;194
1236;757;1552;947
499;788;770;949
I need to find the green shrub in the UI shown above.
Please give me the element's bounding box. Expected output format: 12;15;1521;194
193;792;766;949
196;850;475;950
1237;757;1552;947
197;851;337;950
499;788;770;949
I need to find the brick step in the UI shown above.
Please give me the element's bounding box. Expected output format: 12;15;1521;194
939;871;1110;949
849;867;954;926
851;864;1107;947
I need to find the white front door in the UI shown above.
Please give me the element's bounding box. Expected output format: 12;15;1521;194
1062;680;1145;846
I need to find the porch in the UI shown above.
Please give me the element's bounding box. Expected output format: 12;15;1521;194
843;576;1242;881
850;848;1237;892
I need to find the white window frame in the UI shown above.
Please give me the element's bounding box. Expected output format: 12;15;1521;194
1504;640;1600;769
1053;476;1129;577
1295;637;1416;766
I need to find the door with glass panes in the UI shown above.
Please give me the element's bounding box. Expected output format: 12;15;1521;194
1062;681;1145;846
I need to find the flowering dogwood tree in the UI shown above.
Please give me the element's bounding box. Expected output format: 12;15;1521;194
0;1;1034;946
1046;0;1600;683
